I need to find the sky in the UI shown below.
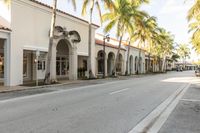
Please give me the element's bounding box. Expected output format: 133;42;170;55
39;0;198;61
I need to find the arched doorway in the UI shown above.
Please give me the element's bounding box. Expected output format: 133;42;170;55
116;53;123;74
107;52;115;76
139;57;142;74
97;50;105;74
135;56;138;74
129;55;133;74
56;39;71;79
0;39;4;85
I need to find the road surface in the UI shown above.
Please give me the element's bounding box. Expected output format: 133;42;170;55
0;71;195;133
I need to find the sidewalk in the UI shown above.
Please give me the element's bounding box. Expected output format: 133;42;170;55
159;82;200;133
0;74;143;93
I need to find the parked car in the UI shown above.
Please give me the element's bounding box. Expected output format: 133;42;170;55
195;68;200;77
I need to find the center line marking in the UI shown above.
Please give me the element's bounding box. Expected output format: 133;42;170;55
109;88;130;95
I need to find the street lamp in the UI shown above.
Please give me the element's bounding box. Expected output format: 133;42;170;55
103;34;110;78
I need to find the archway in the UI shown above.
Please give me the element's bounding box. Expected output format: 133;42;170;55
107;52;115;76
0;39;4;85
129;55;133;74
145;59;148;72
135;56;138;74
97;50;105;74
116;53;123;74
56;39;71;79
139;57;142;73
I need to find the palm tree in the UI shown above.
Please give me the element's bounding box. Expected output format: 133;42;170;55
150;27;174;72
132;16;157;74
188;0;200;54
125;1;150;75
155;28;174;72
144;16;158;73
187;0;200;21
81;0;114;79
177;44;190;69
44;0;76;84
103;0;148;76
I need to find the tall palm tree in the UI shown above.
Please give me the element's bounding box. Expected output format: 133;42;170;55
44;0;76;84
144;16;158;73
103;0;147;76
81;0;114;79
125;1;150;75
132;16;157;74
177;44;190;69
187;0;200;21
188;0;200;54
153;28;174;72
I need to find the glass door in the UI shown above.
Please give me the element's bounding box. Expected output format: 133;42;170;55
56;56;69;78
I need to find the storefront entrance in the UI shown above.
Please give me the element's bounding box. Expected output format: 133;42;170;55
56;39;70;79
56;56;69;78
0;39;4;81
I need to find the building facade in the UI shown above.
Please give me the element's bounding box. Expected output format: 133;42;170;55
0;0;98;86
95;34;146;77
0;0;150;86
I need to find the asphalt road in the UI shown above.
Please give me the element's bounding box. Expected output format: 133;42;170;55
0;71;195;133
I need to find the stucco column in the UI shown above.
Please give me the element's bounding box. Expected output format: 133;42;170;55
105;56;108;77
4;38;10;86
69;45;77;80
50;41;57;82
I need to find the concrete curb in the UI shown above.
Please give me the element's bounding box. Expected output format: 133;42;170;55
0;72;169;94
0;80;84;93
128;83;191;133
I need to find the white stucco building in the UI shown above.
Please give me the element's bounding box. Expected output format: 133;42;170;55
95;34;146;77
0;0;99;86
0;0;148;86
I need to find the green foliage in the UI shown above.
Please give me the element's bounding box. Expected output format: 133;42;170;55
177;43;191;59
188;0;200;53
151;28;174;59
102;0;147;38
171;53;180;62
81;0;114;23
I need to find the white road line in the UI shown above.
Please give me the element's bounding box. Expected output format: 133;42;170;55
181;98;200;102
109;88;130;95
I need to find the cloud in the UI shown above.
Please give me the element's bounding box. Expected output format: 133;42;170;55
159;0;192;15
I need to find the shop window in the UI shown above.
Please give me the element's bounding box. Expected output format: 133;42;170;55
38;60;46;70
43;61;46;70
23;55;28;77
83;60;87;71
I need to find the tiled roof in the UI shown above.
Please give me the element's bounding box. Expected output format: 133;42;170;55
0;24;11;31
95;39;126;51
96;33;145;51
30;0;99;28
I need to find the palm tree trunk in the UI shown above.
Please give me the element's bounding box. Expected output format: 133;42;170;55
137;41;142;74
44;0;57;84
158;57;161;72
125;41;131;75
161;55;166;72
138;49;142;74
88;8;95;79
112;35;123;76
148;53;151;73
